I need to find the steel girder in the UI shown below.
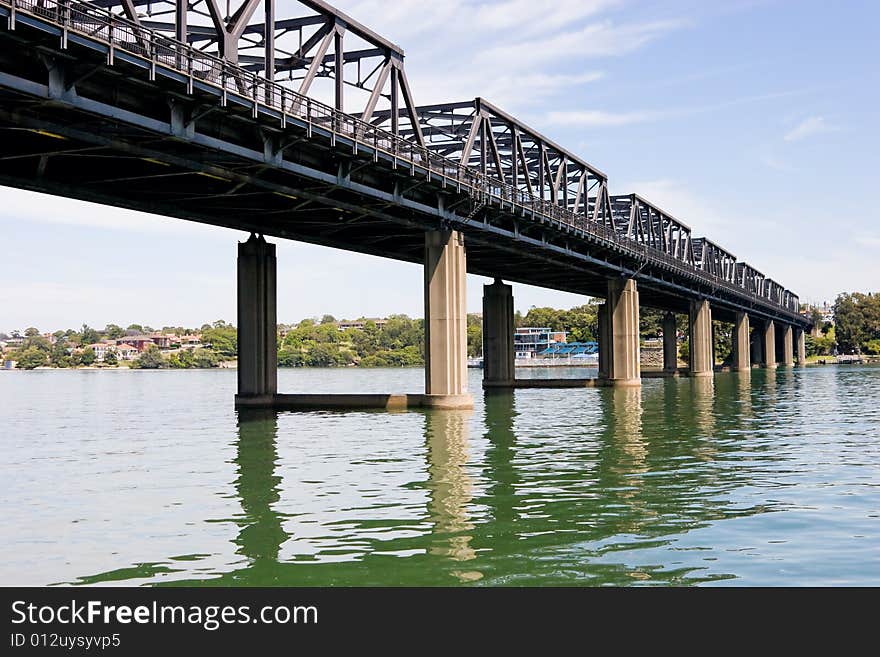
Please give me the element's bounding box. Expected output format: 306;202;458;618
691;237;736;284
0;0;808;325
373;97;802;316
89;0;423;143
364;97;613;226
610;194;694;267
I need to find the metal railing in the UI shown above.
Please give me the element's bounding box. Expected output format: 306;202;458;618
1;0;804;320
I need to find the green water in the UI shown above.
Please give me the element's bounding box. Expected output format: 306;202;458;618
2;365;879;586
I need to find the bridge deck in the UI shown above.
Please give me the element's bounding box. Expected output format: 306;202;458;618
0;0;809;328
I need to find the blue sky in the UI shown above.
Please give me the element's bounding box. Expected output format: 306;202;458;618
1;0;878;332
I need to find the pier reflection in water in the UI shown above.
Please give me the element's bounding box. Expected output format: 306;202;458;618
424;410;481;581
230;410;288;583
6;366;878;586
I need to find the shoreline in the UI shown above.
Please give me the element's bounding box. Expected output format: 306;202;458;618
5;360;877;372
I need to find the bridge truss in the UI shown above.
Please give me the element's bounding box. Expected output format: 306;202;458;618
367;98;613;228
0;0;806;324
90;0;424;140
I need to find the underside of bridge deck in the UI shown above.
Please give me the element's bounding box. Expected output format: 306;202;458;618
0;10;809;331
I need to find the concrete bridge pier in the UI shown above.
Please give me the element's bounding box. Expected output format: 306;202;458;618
482;279;515;387
781;324;794;367
598;278;640;386
424;230;473;409
750;325;763;367
763;320;778;369
688;299;714;377
732;311;751;372
235;234;278;406
795;328;807;367
662;311;678;373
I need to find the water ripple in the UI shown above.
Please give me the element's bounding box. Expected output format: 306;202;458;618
1;365;879;585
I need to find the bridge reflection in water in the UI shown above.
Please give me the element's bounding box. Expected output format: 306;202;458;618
66;373;803;587
423;410;481;582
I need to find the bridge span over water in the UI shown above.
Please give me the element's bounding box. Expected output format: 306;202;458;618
0;0;812;409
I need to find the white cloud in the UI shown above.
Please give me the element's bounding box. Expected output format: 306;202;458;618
855;234;880;249
481;19;686;67
545;89;812;130
545;109;661;127
760;152;798;172
342;0;623;42
335;0;683;112
783;116;837;142
413;70;605;109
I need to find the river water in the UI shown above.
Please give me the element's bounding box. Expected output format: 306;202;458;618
2;365;879;586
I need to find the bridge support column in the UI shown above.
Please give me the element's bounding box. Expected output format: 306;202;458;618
236;234;277;405
751;326;763;366
732;311;751;372
689;299;713;377
781;324;794;367
763;320;777;369
598;302;609;380
599;278;640;386
796;328;807;367
482;279;515;387
424;230;473;409
662;312;678;373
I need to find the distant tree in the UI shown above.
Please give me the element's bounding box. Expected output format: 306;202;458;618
679;338;690;365
806;327;835;357
352;321;380;356
306;343;345;367
277;345;304;368
80;347;96;366
177;349;194;368
103;349;118;366
104;324;125;340
126;324;144;335
24;327;40;337
15;347;47;369
193;348;219;368
23;334;52;353
520;307;564;331
639;310;664;340
833;292;880;354
202;324;237;357
50;342;70;368
713;320;732;365
134;344;165;369
467;314;482;357
320;314;337;325
81;324;100;345
563;304;599;342
315;323;341;344
65;329;83;346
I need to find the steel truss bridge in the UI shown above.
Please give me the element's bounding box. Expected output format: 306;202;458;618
0;0;807;328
